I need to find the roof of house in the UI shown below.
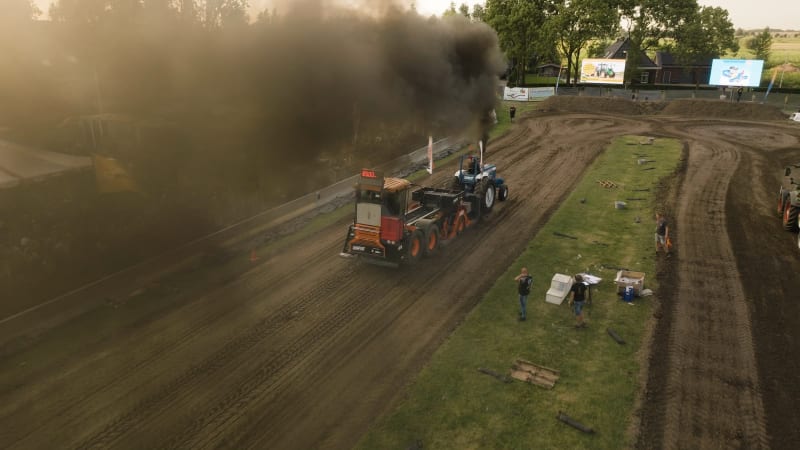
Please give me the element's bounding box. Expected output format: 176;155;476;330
654;51;712;68
603;38;659;69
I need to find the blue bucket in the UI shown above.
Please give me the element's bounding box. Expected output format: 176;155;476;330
623;286;634;302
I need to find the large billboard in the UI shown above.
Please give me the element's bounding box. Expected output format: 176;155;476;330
709;59;764;87
580;58;626;85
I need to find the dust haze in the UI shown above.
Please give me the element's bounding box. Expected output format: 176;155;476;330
0;0;505;306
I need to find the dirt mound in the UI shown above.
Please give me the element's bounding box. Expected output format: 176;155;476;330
660;98;787;121
536;95;666;116
534;95;788;121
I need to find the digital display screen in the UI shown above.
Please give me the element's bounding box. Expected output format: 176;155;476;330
359;169;383;188
361;169;379;179
709;59;764;87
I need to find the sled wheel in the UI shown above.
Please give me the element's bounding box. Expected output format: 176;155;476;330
783;205;799;231
424;225;440;256
455;215;466;235
778;194;785;215
407;230;424;264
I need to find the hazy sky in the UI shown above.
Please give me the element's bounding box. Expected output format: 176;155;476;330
31;0;798;30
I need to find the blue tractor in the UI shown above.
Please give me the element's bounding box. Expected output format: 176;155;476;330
450;145;508;217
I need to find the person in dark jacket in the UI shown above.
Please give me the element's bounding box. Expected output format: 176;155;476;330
655;212;670;255
514;267;533;321
569;274;589;328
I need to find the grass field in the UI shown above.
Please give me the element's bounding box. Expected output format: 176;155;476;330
354;135;683;449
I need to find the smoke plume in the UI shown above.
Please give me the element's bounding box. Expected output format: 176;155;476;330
236;0;505;162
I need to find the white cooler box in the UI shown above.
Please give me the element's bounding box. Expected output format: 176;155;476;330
546;274;573;305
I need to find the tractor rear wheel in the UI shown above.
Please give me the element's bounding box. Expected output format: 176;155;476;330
424;225;440;256
476;180;495;214
783;204;799;231
406;230;425;264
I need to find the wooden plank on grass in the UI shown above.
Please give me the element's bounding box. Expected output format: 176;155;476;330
509;359;560;389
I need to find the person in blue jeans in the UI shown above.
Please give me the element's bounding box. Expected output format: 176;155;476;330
569;274;589;328
514;267;533;321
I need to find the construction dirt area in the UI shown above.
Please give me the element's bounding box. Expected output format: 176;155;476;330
1;96;800;449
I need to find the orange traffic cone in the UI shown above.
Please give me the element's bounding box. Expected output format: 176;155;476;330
249;249;260;262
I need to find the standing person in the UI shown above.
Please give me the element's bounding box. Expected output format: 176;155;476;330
509;105;516;122
514;267;533;321
568;274;588;328
736;87;743;102
655;212;670;255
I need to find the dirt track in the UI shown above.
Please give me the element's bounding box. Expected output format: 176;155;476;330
1;98;800;449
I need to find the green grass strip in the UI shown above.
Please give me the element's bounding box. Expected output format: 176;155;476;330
355;135;682;450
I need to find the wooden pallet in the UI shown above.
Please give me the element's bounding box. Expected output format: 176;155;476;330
596;179;618;188
509;359;560;389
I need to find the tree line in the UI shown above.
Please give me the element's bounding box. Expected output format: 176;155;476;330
443;0;745;86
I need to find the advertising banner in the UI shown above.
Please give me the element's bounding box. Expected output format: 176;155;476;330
503;87;529;101
580;59;626;85
528;87;555;101
709;59;764;87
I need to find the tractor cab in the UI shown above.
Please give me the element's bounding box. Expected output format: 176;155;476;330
345;170;420;259
453;154;497;193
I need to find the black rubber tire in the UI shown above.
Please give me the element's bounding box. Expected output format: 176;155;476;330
406;230;425;264
783;204;799;231
423;225;440;256
498;185;508;201
476;180;495;213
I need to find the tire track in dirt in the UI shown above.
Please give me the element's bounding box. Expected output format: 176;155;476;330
73;260;365;448
167;114;648;449
7;103;798;450
685;122;800;449
637;122;768;449
2;235;352;447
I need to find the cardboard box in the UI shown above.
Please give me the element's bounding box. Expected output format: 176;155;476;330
615;270;645;296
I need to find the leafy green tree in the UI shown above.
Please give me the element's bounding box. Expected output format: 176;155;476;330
202;0;249;28
746;28;772;62
484;0;559;86
471;3;485;21
442;2;471;19
662;6;737;84
619;0;699;82
550;0;619;84
442;1;458;17
671;6;738;62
